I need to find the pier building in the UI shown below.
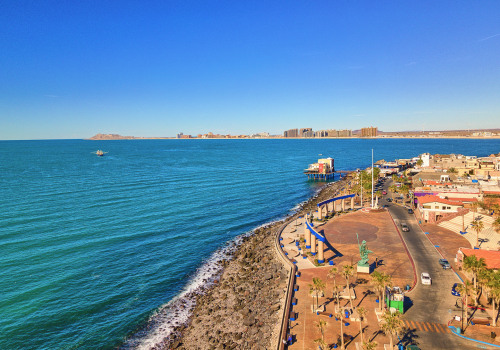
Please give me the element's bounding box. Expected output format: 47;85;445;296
304;157;335;180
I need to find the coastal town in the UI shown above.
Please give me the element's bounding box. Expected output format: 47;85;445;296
88;128;500;141
166;151;500;350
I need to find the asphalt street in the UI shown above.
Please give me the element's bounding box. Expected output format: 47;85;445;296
380;178;496;349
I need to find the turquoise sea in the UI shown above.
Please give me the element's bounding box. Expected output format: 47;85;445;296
1;138;500;349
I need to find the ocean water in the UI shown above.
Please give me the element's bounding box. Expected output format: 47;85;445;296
1;138;499;349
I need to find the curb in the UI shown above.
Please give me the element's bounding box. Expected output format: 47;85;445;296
448;325;500;348
413;214;464;283
387;211;418;292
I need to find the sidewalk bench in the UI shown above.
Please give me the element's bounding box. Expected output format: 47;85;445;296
292;298;297;306
291;259;297;264
316;311;333;318
471;318;491;326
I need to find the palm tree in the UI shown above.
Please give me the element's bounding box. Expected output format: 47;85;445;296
372;271;392;311
456;281;473;330
388;185;398;199
472;219;484;247
332;284;342;306
380;310;404;350
334;309;346;350
487;272;500;327
463;255;487;290
314;338;328;350
357;306;367;344
470;201;479;221
493;217;500;234
316;319;327;341
310;277;326;311
328;267;339;289
362;340;378;350
342;264;355;310
477;268;492;301
416;158;423;167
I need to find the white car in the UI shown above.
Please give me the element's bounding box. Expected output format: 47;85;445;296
421;272;432;285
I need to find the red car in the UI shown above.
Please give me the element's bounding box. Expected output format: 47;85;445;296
382;191;387;195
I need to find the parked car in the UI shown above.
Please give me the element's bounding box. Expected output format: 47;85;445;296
408;208;414;214
387;198;393;202
401;223;410;232
421;272;432;285
451;283;460;296
382;191;387;195
439;259;451;269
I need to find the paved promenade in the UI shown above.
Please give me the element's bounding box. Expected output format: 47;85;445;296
279;209;414;349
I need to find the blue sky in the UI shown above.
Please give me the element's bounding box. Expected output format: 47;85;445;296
1;1;499;139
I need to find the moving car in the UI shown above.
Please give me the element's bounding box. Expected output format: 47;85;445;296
387;198;393;202
382;191;387;195
451;283;460;296
407;208;414;214
421;272;432;285
439;259;451;269
401;223;410;232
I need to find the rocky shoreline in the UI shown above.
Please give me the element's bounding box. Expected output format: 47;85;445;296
158;175;352;350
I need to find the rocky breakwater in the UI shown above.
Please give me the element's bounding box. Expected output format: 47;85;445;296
164;173;353;349
169;226;290;349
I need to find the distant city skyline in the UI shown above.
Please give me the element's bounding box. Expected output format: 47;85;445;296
1;1;499;140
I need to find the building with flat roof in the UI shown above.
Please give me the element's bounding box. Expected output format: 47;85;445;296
361;127;378;137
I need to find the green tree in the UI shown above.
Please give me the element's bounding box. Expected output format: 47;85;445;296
380;310;404;350
416;158;423;167
448;167;457;173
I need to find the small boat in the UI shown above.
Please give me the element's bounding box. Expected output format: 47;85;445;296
93;150;108;156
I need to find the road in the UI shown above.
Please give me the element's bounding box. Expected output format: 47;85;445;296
381;178;496;349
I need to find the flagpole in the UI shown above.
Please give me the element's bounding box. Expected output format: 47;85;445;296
371;149;374;208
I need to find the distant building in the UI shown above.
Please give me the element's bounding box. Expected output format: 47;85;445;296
314;129;352;137
300;128;314;138
251;132;270;138
361;127;378;137
284;129;299;138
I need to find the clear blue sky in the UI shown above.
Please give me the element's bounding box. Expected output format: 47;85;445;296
1;1;499;139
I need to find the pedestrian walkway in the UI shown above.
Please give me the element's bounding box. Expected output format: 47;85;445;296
279;216;315;270
402;320;451;334
438;212;500;249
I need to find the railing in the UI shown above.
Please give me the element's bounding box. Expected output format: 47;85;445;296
273;218;296;350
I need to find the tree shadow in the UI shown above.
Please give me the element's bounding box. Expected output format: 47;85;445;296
357;289;374;307
399;327;420;348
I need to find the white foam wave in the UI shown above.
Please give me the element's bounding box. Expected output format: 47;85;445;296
121;223;279;350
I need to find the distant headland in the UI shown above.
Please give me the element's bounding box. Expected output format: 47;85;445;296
88;128;500;140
